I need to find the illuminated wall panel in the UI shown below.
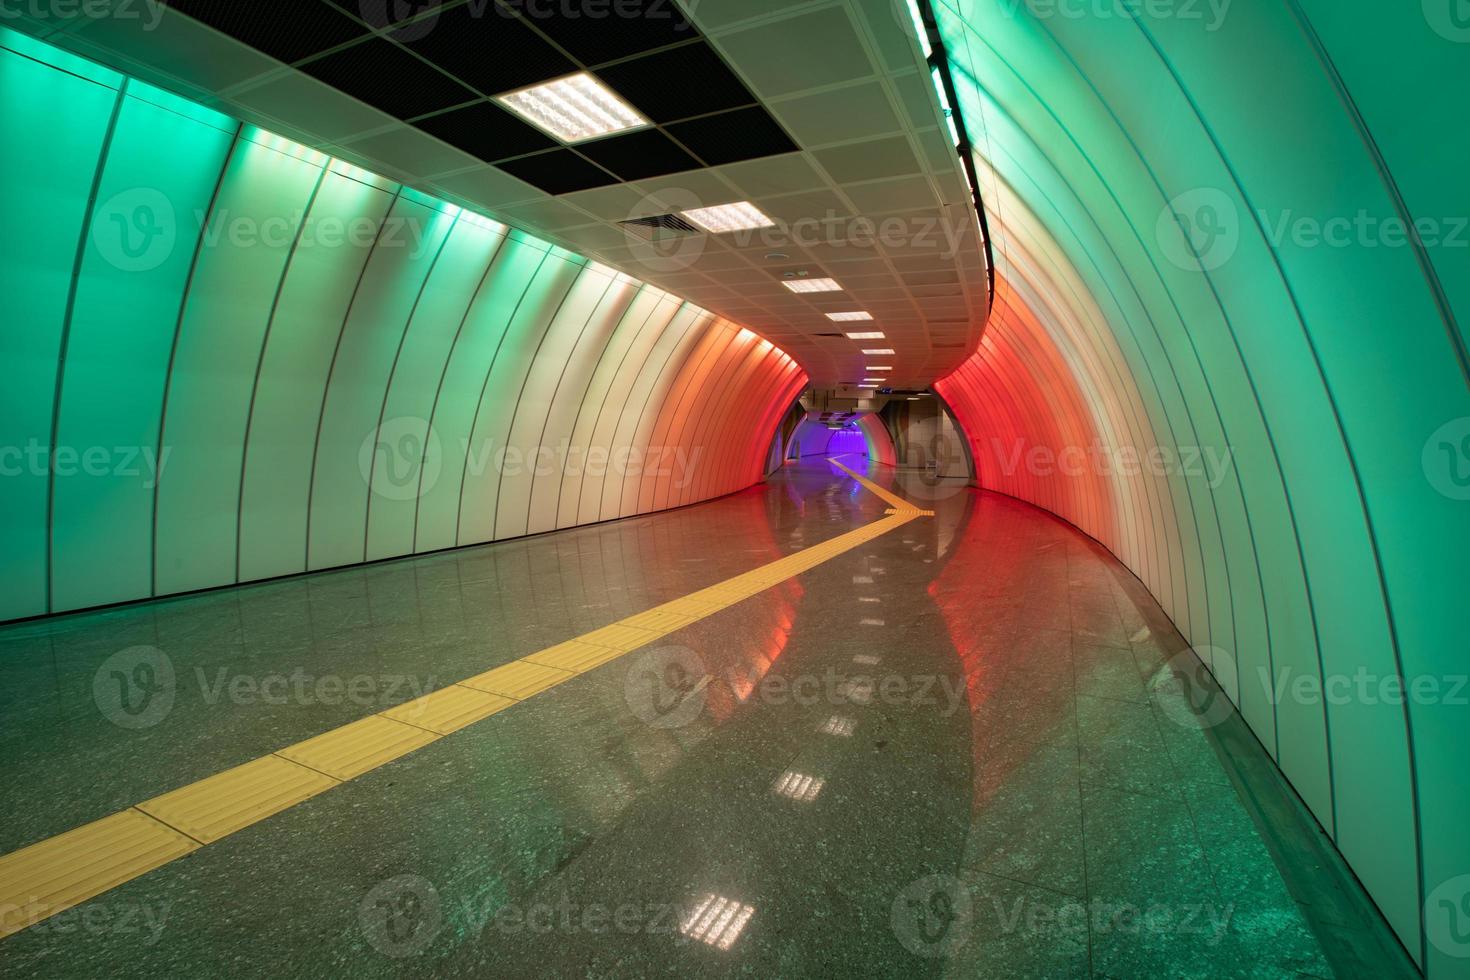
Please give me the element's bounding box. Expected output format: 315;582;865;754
0;32;804;623
929;3;1468;972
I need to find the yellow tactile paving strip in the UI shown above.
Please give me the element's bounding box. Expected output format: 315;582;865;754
0;810;198;938
0;463;931;941
136;756;337;845
829;456;935;516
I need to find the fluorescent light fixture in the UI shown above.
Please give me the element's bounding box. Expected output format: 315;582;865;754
858;383;880;388
826;311;873;321
495;72;649;143
862;348;895;355
863;377;886;382
782;277;841;293
681;201;777;233
867;365;893;371
682;896;756;951
845;331;886;340
905;0;933;58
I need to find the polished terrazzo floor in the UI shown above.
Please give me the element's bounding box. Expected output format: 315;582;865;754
0;460;1415;978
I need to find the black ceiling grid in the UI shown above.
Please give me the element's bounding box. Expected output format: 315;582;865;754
163;0;799;196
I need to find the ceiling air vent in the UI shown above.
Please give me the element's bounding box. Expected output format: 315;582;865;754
618;213;699;240
813;332;847;338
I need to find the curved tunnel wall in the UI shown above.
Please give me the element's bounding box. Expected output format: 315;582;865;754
0;31;806;623
929;2;1469;972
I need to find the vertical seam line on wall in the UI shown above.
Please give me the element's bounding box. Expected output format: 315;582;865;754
410;226;509;553
552;285;659;528
488;253;585;541
45;79;128;614
1284;1;1467;392
452;246;552;547
603;303;686;519
1128;17;1338;833
516;268;616;536
303;184;403;570
151;121;244;597
360;208;460;562
233;163;328;583
618;308;708;517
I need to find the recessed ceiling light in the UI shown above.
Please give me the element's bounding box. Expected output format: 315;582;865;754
861;348;895;355
681;202;777;233
782;278;841;293
844;331;886;340
863;377;885;382
495;72;649;143
826;311;873;321
858;383;879;388
866;365;893;371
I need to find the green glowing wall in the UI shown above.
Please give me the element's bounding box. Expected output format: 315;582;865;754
0;30;806;622
928;2;1469;974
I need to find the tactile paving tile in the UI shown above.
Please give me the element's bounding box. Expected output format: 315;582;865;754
578;623;662;652
277;715;439;781
137;755;338;844
459;661;574;700
622;607;698;634
382;686;515;735
0;809;198;939
526;639;627;673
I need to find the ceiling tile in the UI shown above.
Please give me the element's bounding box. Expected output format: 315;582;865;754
395;4;576;96
711;153;827;197
495;149;621;194
710;6;874;99
429;164;542;205
340;124;480;179
813;135;921;183
843;175;936;215
578;128;702;181
230;69;391;141
412;100;558;161
507;0;699;65
770;81;900;147
666;105;796;166
595;42;754;124
299;37;476;118
163;0;368;64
